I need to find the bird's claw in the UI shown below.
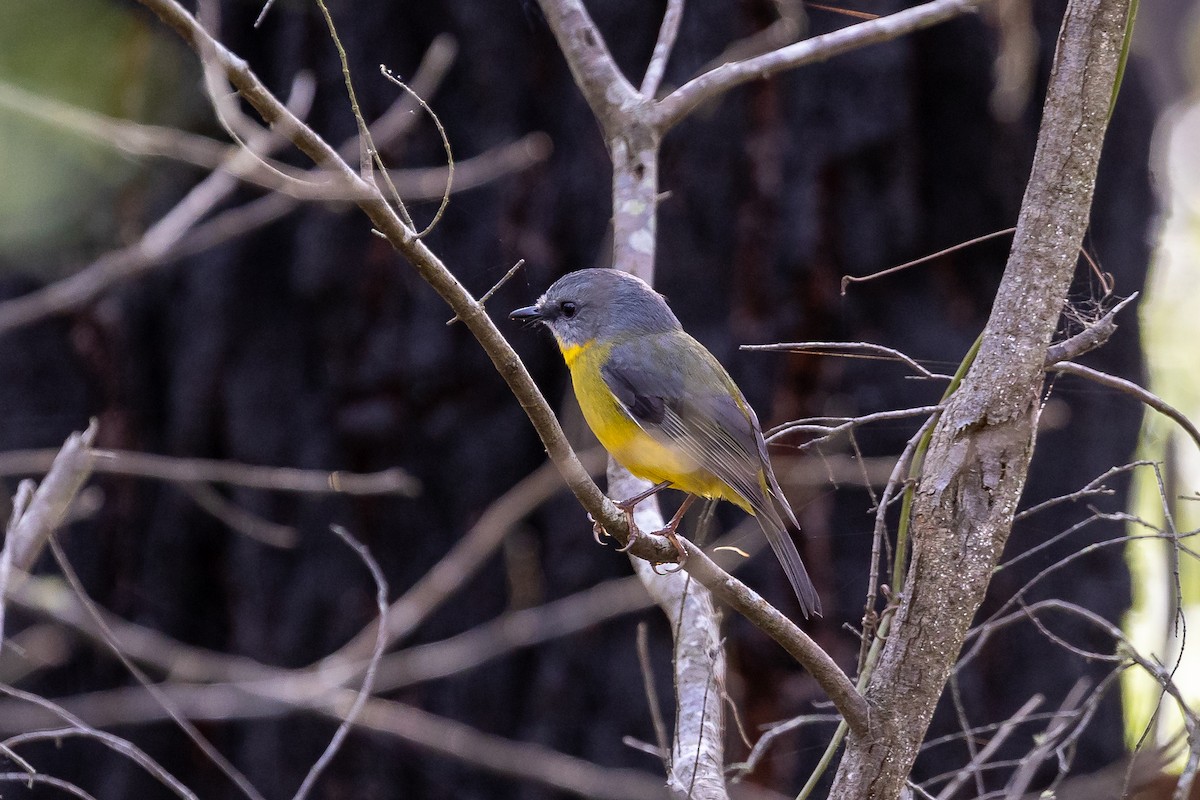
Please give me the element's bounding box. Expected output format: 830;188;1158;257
615;529;639;553
651;560;685;576
589;514;610;545
614;504;642;553
660;527;689;566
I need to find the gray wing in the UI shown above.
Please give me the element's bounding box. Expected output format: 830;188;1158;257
600;334;765;504
601;334;821;617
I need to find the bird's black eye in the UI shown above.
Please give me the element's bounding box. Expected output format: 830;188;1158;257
560;301;578;319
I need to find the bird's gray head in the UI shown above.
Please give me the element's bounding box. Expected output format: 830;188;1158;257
510;268;682;348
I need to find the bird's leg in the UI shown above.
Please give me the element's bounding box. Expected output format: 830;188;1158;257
615;480;672;512
612;481;671;552
650;494;696;574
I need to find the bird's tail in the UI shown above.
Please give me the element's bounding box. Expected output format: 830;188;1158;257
753;489;820;618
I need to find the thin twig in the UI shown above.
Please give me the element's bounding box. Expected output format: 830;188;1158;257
0;448;419;497
745;341;948;380
1043;292;1139;365
48;537;268;800
934;695;1044;800
0;684;670;800
380;66;454;236
636;622;671;769
1050;361;1200;453
180;483;297;548
726;714;841;779
291;526;388;800
2;725;197;800
0;76;318;336
766;404;944;444
1012;461;1147;523
840;227;1016;294
447;259;526;325
320;451;605;672
0;772;97;800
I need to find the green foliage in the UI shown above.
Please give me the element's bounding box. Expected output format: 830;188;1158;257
0;0;197;272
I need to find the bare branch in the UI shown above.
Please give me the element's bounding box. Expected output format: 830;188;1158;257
4;423;98;574
934;695;1044;800
48;537;268;800
179;483;297;548
653;0;990;132
0;448;419;497
371;574;651;691
610;467;727;797
673;539;869;735
0;772;98;800
345;696;671;800
765;404;944;444
1043;292;1139;365
1050;361;1200;454
841;227;1016;295
0;41;553;339
1176;732;1200;800
0;684;670;800
532;0;643;133
0;76;315;335
0;685;198;800
640;0;685;97
727;714;841;780
291;527;387;800
0;481;34;653
636;621;671;769
745;341;950;381
321;451;604;670
699;0;805;68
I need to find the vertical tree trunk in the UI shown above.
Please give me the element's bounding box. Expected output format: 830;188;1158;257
830;0;1132;794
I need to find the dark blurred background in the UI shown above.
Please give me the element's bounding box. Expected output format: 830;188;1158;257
0;0;1175;797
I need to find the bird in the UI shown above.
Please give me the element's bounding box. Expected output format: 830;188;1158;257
510;268;821;617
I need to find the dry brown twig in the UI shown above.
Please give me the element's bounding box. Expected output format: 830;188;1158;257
114;0;872;741
46;536;268;800
0;447;420;497
117;0;1020;751
0;35;548;338
0;684;198;800
10;2;1137;797
292;525;388;800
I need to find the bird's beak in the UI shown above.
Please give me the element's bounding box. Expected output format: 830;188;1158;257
509;305;543;326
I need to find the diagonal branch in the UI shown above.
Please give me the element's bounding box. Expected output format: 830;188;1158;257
132;0;871;738
652;0;990;132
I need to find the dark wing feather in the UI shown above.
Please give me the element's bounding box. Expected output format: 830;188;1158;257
601;334;821;617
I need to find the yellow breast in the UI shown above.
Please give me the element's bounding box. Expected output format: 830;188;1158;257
558;337;738;503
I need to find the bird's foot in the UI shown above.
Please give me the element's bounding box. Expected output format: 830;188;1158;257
614;504;642;553
588;513;610;545
648;524;688;574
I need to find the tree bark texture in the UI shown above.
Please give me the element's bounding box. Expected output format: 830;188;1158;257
0;0;1156;797
831;0;1134;795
